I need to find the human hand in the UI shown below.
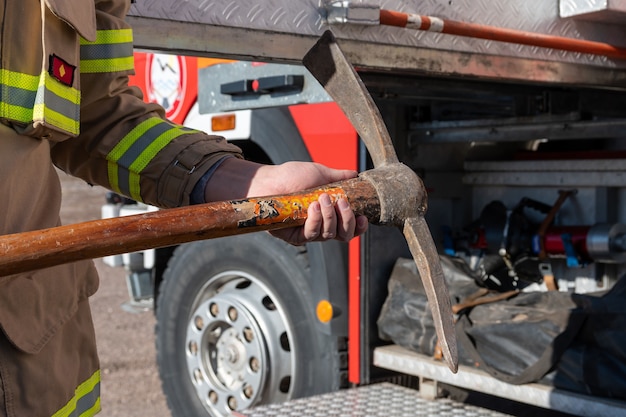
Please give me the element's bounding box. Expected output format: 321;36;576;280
204;158;368;245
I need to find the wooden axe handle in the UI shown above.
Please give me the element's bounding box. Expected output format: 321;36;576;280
0;176;380;277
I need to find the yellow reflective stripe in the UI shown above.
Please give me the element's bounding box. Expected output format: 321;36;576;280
1;68;39;89
51;370;101;417
0;69;80;134
32;103;79;135
42;72;80;104
107;161;120;193
107;118;198;201
108;118;162;162
1;104;32;123
80;29;133;45
80;29;134;73
80;56;134;73
127;125;197;200
106;118;162;196
0;69;38;122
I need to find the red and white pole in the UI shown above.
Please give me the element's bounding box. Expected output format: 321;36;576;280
378;9;626;60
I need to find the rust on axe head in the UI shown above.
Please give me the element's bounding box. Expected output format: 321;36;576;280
304;30;458;372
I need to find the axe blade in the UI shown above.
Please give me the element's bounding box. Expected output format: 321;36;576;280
303;30;398;167
304;30;458;372
404;217;458;372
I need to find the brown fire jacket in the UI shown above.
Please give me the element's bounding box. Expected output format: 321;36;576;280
0;0;242;415
2;0;243;209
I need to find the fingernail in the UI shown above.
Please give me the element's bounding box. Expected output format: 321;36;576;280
311;201;321;213
320;193;332;207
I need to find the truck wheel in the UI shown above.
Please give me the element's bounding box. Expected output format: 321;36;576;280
155;233;341;417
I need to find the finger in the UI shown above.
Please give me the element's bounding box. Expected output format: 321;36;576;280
302;200;323;242
355;215;369;237
319;193;337;239
335;197;356;241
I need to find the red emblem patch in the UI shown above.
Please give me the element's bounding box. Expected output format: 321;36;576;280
49;54;75;86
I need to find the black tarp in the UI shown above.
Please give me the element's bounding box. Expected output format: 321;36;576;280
377;256;626;400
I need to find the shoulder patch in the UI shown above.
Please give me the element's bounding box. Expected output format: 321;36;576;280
49;54;76;87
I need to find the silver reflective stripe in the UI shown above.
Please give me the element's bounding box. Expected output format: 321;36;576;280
66;381;100;417
33;72;81;135
3;84;37;112
35;81;80;125
80;42;133;61
51;370;101;417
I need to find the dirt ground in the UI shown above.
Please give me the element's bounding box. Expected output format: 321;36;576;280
59;171;172;417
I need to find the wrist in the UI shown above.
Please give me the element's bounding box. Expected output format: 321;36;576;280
203;158;275;202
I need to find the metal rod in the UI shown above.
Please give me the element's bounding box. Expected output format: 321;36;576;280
379;9;626;60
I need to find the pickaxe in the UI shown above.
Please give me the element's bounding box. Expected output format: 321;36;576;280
0;31;458;372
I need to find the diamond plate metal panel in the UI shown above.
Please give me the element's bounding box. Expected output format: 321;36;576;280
560;0;610;17
129;0;626;67
560;0;626;22
236;383;512;417
130;0;324;34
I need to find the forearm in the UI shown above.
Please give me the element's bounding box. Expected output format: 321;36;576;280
204;157;363;202
202;158;267;202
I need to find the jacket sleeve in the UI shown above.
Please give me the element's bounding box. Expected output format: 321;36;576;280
50;0;243;208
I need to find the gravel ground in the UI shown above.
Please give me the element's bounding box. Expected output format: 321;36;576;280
59;171;172;417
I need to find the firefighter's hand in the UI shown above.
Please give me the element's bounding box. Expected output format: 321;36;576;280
254;161;369;246
204;158;368;245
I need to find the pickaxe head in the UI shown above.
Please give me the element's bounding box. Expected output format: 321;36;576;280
303;30;458;373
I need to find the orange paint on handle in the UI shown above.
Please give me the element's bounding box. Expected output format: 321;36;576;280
248;187;347;226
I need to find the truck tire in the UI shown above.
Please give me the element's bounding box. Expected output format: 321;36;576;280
155;233;342;417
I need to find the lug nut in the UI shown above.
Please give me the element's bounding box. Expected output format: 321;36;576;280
249;357;260;373
228;306;238;321
194;316;204;331
208;390;218;404
243;327;254;342
209;302;219;317
243;385;254;399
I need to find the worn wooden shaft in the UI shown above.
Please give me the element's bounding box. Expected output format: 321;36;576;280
0;176;380;277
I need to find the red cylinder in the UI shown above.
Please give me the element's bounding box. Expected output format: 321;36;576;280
540;226;591;256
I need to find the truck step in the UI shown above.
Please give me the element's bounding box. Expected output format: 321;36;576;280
236;382;511;417
374;344;626;417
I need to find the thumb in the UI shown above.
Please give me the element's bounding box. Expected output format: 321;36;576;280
316;165;358;184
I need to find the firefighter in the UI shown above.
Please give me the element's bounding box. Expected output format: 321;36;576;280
0;0;367;416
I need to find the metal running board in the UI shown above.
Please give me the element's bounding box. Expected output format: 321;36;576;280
235;382;511;417
374;345;626;417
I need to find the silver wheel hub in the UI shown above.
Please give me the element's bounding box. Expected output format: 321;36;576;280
185;271;295;416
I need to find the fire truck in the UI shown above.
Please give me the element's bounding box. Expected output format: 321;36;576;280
103;1;626;416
